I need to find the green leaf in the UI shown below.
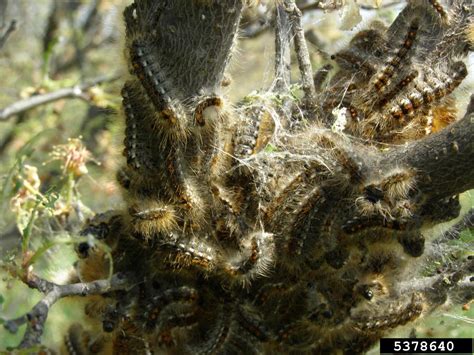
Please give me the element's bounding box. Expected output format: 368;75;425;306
41;187;60;210
459;228;473;243
264;144;277;153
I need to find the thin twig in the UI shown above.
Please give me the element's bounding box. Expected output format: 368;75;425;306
0;113;27;154
0;0;7;27
450;280;474;305
284;0;317;110
300;0;345;11
76;0;101;33
4;272;132;349
435;208;474;243
241;0;402;38
273;4;293;125
298;0;402;11
398;258;474;312
0;73;120;121
274;5;291;95
3;315;26;334
0;19;16;50
299;0;338;11
442;309;474;324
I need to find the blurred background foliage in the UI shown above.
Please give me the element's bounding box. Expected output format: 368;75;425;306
0;0;471;352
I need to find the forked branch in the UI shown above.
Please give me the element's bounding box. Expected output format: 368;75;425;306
284;0;316;109
399;258;474;311
4;272;133;349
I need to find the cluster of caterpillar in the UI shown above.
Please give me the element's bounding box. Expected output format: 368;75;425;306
65;0;473;354
320;0;472;144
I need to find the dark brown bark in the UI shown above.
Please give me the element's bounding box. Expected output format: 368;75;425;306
381;98;474;200
284;0;316;109
4;272;132;349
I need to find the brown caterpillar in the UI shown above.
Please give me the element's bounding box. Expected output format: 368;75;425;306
54;2;473;354
352;293;425;332
372;20;419;93
235;105;275;158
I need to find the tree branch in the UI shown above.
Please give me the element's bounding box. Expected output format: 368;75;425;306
0;73;120;121
0;0;15;50
4;272;133;349
398;258;474;312
435;208;474;243
450;280;474;305
298;0;401;11
381;98;474;200
284;0;316;110
299;1;336;11
0;19;16;50
274;4;291;95
133;0;244;98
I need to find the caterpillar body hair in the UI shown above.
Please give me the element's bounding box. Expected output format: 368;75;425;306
126;199;178;239
57;1;474;354
223;232;275;287
352;292;424;332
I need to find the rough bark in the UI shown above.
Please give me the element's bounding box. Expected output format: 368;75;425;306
382;98;474;200
4;272;132;349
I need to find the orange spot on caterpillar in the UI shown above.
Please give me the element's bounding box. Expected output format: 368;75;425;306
428;0;449;21
373;21;418;93
235;106;275;158
378;71;418;108
431;99;457;133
